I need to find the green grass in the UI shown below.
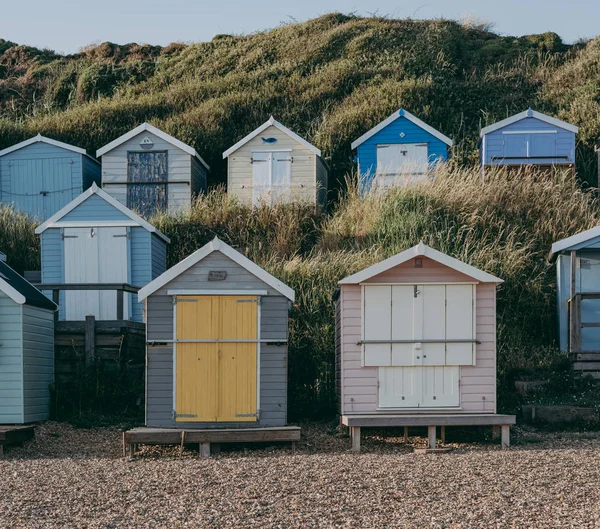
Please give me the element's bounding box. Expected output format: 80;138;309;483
0;14;599;187
5;165;597;419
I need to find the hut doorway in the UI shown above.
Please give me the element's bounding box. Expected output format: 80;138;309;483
175;295;258;423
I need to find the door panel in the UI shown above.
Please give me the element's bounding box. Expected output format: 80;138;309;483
271;154;292;203
175;295;258;423
391;285;414;366
97;227;128;320
446;285;476;365
421;366;459;407
421;285;446;365
64;228;100;320
378;367;420;408
252;152;271;206
503;134;528;158
8;159;45;219
363;286;391;366
531;134;556;157
127;151;168;217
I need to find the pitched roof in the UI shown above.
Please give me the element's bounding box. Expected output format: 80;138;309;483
0;260;57;311
480;108;579;136
138;236;295;301
222;116;321;158
0;134;98;164
96;123;210;170
338;242;503;285
350;108;453;150
551;226;600;255
35;183;170;243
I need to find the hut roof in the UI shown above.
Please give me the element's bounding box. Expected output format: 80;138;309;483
551;226;600;255
480;108;579;137
0;260;57;311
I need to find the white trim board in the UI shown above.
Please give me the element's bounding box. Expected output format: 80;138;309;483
351;109;453;150
502;130;557;135
552;225;600;255
138;236;295;301
338;242;503;285
480;108;579;136
223;116;321;158
0;276;26;305
45;220;141;228
96;122;210;170
168;289;268;296
0;134;99;164
35;182;170;243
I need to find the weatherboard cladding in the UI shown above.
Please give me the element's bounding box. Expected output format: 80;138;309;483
481;116;576;166
0;141;100;220
338;256;497;415
0;291;24;423
100;130;203;215
144;250;289;428
355;115;449;189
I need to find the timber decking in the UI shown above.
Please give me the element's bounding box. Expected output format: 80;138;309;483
124;426;301;457
0;425;35;456
341;414;516;452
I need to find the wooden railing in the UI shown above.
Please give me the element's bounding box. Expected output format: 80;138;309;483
34;283;140;322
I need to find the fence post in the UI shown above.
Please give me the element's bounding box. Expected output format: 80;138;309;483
52;290;60;323
85;315;96;367
117;289;124;320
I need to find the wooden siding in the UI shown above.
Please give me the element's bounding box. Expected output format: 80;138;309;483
227;125;320;205
482;117;576;166
190;156;207;199
0;293;23;424
61;193;131;222
151;234;168;280
356;116;448;190
335;296;342;415
101;130;194;214
363;256;476;284
0;142;98;220
82;154;102;191
21;305;54;422
338;259;497;415
145;249;289;428
129;227;152;323
41;228;65;320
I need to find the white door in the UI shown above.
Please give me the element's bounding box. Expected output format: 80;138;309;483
64;226;128;320
271;152;292;203
379;367;420;408
252;152;271;206
376;143;429;184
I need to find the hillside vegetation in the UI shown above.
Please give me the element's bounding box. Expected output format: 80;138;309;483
2;166;598;418
1;13;600;187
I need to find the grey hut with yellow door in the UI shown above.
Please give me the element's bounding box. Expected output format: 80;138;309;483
138;237;294;428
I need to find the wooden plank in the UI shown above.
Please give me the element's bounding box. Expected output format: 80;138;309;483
501;425;510;449
428;425;436;449
341;414;516;427
351;426;361;452
572;361;600;371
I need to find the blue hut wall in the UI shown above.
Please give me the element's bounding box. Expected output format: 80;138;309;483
0;142;100;220
556;240;600;352
355;115;448;191
481;117;576;166
40;194;167;322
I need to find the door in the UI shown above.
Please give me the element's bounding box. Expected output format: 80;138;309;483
175;295;258;422
64;227;129;320
127;151;168;217
252;151;292;206
376;144;429;183
503;134;528;158
530;133;557;158
363;283;475;408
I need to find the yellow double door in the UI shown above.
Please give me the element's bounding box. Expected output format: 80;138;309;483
175;295;258;423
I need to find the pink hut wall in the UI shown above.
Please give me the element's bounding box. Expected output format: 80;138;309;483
338;256;498;416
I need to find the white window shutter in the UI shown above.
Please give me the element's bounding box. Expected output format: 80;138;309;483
252;152;271;206
363;286;391;366
271;154;291;203
445;284;476;365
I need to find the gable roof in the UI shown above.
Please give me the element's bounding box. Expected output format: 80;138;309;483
480;108;579;137
350;108;453;151
338;242;503;285
35;183;170;243
222;116;321;158
0;134;98;164
138;236;295;301
96;123;210;170
551;226;600;255
0;260;57;311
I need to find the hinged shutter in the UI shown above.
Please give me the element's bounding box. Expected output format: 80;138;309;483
272;154;291;203
445;285;476;366
363;286;391;366
252;152;271;206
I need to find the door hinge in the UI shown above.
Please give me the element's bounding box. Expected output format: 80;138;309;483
175;298;198;303
62;234;78;239
236;299;259;303
235;413;258;417
113;233;130;239
414;286;420;298
174;413;197;419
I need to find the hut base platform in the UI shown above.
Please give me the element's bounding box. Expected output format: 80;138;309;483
341;413;516;451
0;425;35;456
124;426;301;457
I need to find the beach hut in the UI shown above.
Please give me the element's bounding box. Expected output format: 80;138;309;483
0;255;57;424
35;183;169;322
479;108;578;175
222;117;328;208
136;237;297;445
0;134;100;220
351;109;452;191
97;123;209;217
335;242;515;450
552;227;600;377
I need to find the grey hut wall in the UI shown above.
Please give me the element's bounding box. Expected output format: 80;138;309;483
144;251;290;428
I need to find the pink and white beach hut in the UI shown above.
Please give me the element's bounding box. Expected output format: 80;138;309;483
335;242;515;451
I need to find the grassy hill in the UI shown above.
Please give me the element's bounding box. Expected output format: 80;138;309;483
1;13;600;187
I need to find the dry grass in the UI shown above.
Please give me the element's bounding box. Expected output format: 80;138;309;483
1;422;600;528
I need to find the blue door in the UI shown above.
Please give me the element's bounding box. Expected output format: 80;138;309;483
503;134;528;158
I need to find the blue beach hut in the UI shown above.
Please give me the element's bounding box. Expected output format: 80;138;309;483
351;109;452;192
0;135;100;220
